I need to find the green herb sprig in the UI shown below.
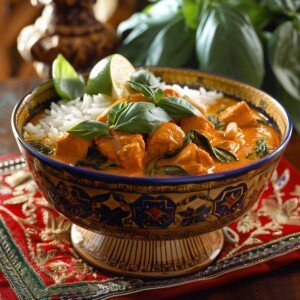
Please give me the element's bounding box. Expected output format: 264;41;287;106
117;0;300;132
76;147;117;170
206;115;225;130
67;120;110;140
28;141;54;156
246;138;270;159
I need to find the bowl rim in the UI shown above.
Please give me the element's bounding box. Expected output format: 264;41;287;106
11;67;293;186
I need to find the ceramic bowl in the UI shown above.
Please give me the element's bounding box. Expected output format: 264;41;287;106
12;68;292;277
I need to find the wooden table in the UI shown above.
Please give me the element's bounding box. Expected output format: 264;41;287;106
1;79;299;299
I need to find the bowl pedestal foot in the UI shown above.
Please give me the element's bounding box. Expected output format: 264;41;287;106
71;224;224;278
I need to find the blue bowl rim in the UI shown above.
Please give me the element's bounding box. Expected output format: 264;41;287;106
11;68;293;186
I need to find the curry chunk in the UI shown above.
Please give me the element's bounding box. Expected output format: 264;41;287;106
94;136;118;162
95;131;145;171
180;115;215;139
55;133;91;164
218;101;257;127
162;143;214;175
147;122;185;159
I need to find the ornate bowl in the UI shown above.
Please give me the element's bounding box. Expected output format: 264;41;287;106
12;68;292;277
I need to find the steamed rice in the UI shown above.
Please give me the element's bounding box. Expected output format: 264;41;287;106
24;85;223;147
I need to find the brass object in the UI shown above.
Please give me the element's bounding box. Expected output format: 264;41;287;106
17;0;118;79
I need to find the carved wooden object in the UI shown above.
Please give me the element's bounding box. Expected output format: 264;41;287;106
17;0;118;78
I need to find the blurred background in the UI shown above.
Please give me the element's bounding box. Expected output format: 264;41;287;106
0;0;299;162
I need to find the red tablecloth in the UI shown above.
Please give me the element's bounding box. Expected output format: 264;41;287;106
0;154;299;299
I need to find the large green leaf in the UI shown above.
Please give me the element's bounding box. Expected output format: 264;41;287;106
264;0;300;13
158;97;200;118
145;16;196;67
276;85;300;133
226;0;274;30
196;5;265;87
117;25;164;66
268;20;300;100
143;0;181;25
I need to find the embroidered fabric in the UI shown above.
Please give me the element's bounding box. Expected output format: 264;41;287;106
0;154;299;300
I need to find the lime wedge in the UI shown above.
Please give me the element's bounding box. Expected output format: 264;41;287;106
85;54;135;99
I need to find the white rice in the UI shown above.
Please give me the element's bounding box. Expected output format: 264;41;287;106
24;85;223;146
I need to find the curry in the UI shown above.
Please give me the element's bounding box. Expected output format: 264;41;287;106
25;77;280;177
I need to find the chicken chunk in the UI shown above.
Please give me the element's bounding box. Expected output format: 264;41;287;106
218;101;257;127
147;122;185;159
163;88;180;97
161;143;214;175
94;136;118;162
95;131;146;171
55;133;91;164
224;122;239;140
180;115;215;139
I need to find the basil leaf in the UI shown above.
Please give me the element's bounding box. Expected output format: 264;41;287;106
191;130;238;162
52;54;85;100
276;85;300;133
131;69;161;87
246;138;270;159
255;139;269;157
145;16;196;67
264;0;300;13
68;120;110;140
181;0;203;29
147;164;188;176
160;132;194;159
196;5;264;87
117;25;164;66
114;102;172;134
28;141;53;155
268;21;300;100
212;147;238;163
206;115;225;130
76;147;117;170
128;81;157;101
226;0;274;31
158;97;199;118
155;88;164;103
143;0;181;26
108;102;128;125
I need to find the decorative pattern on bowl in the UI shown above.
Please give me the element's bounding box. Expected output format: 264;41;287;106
12;68;292;277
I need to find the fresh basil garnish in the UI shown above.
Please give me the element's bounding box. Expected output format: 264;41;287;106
128;81;157;101
146;163;188;176
158;96;199;118
131;69;161;87
128;81;164;103
114;102;172;134
206;115;225;130
52;54;85;100
108;101;128;125
246;138;270;159
67;120;110;140
76;147;117;170
189;130;238;162
28;141;53;155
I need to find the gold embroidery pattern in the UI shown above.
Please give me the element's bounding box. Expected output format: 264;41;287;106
1;170;98;284
223;168;300;256
0;158;299;299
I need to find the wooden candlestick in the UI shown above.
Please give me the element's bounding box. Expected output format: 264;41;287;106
18;0;118;79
